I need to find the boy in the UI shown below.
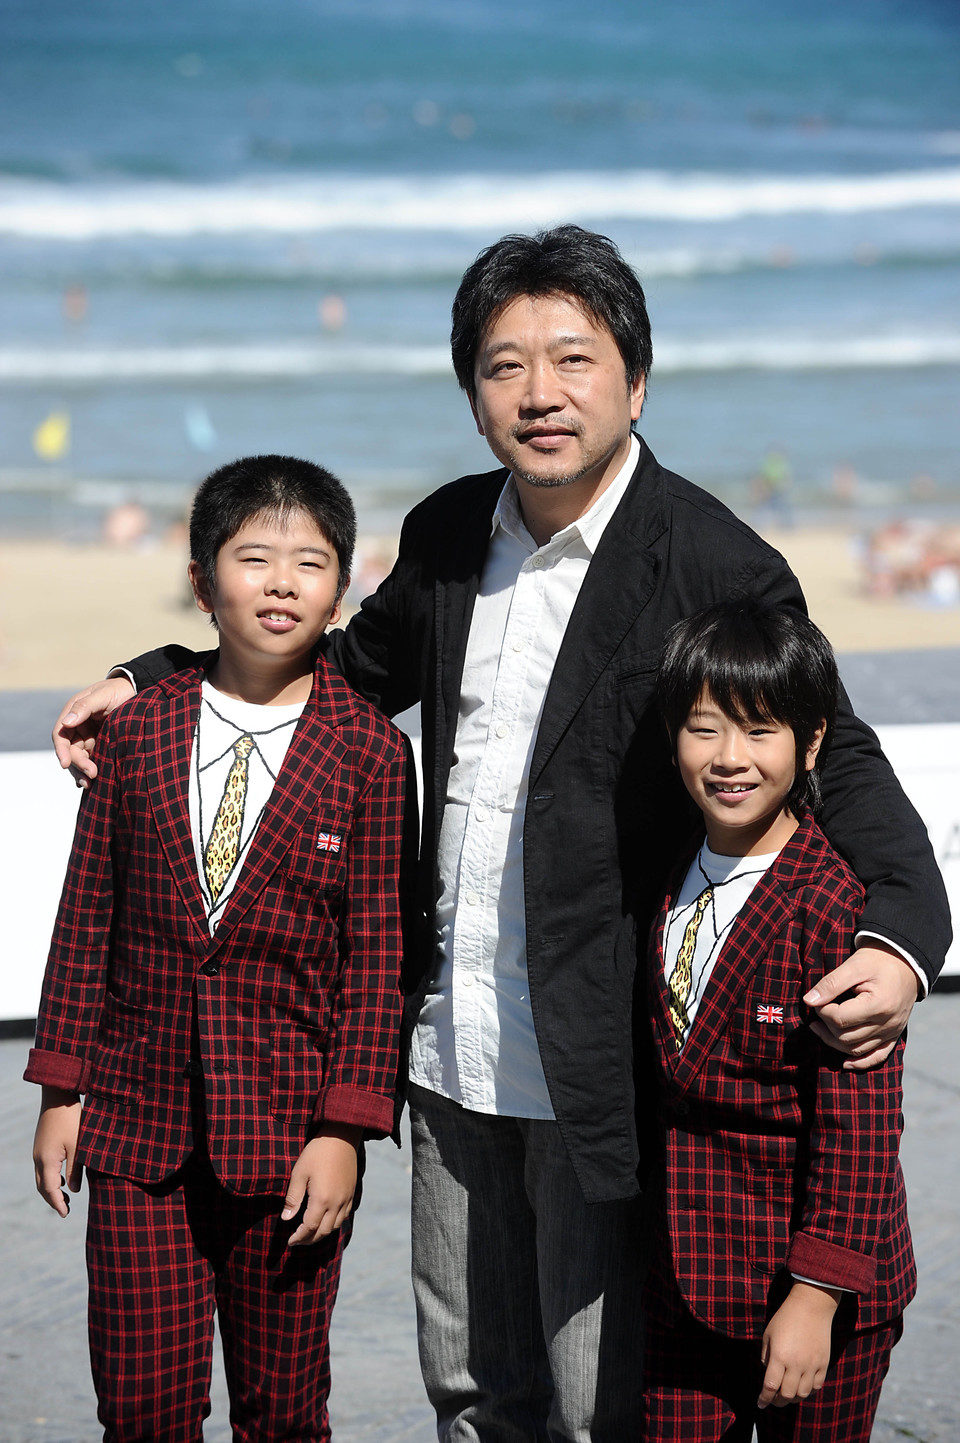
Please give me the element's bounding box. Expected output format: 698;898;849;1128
26;455;409;1441
642;599;915;1441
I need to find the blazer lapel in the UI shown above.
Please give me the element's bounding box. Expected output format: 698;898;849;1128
672;869;792;1085
431;474;503;820
143;672;209;941
206;668;350;952
649;822;818;1083
530;448;665;785
649;876;686;1073
670;817;827;1084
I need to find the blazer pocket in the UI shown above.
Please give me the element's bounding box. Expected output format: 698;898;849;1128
739;1148;795;1277
269;1025;327;1125
99;988;148;1037
281;813;350;895
615;653;660;685
747;1213;792;1279
610;658;659;711
725;998;804;1071
85;1035;147;1105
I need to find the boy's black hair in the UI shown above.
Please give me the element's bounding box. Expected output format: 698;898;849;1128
189;454;356;605
450;224;653;401
656;599;840;816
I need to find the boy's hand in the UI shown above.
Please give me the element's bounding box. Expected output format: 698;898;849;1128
33;1086;83;1217
281;1124;361;1247
53;676;135;787
804;943;919;1070
758;1281;841;1409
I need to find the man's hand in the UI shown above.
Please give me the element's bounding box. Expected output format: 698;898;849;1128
758;1281;840;1409
803;942;919;1071
33;1086;83;1217
53;677;135;787
280;1125;361;1247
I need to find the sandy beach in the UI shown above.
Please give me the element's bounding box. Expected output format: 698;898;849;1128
1;523;959;694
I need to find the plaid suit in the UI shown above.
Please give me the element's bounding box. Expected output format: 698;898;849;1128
25;655;408;1440
641;814;916;1441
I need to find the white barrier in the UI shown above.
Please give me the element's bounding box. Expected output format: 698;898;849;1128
2;751;82;1022
2;722;957;1023
870;726;960;980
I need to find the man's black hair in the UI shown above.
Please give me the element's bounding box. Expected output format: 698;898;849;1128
189;453;356;602
656;599;839;816
450;224;653;401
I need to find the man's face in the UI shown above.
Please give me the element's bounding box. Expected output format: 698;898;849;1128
469;292;645;494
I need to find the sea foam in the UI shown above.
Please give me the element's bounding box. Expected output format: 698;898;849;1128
3;332;959;383
2;168;960;239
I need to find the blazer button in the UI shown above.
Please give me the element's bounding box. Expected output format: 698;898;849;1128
674;1099;690;1118
199;961;220;977
182;1059;203;1078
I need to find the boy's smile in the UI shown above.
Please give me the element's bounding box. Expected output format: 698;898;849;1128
677;688;824;856
259;607;301;634
188;508;344;704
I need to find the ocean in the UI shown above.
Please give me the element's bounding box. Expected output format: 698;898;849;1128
1;0;959;536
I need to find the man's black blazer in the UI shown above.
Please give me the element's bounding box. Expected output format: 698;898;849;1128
130;437;950;1203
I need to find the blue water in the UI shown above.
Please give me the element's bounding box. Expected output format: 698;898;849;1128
1;0;958;533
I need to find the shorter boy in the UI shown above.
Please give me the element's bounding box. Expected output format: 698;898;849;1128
641;599;915;1441
27;455;409;1441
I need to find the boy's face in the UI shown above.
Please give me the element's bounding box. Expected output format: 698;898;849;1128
676;688;824;856
189;509;343;669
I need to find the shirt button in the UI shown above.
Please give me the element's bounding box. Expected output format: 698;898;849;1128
495;723;508;738
465;890;479;906
474;806;487;821
461;974;474;987
512;640;524;653
532;555;545;569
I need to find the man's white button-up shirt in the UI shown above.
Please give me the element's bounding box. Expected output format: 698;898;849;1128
408;435;641;1118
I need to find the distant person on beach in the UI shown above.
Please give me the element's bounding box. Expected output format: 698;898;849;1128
30;456;409;1440
101;498;150;549
53;227;949;1440
642;600;914;1440
751;446;793;530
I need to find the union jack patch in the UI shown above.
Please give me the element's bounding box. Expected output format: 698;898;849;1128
756;1004;784;1025
317;831;342;853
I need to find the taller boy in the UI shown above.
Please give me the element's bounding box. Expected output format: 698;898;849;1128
57;228;950;1441
30;457;409;1441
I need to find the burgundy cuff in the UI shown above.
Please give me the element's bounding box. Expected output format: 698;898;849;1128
22;1048;87;1093
787;1231;878;1294
313;1084;394;1138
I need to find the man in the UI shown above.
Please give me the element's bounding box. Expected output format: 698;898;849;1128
55;227;949;1442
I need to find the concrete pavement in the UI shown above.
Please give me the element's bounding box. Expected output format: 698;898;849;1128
2;994;958;1441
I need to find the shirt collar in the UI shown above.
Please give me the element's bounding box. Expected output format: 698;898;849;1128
490;433;640;556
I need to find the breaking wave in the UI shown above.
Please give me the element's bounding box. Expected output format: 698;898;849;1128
4;331;960;384
2;167;960;239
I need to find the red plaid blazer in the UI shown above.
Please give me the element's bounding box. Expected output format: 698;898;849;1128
25;656;408;1195
646;813;916;1340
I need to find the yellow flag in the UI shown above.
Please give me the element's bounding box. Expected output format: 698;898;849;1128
33;410;71;460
